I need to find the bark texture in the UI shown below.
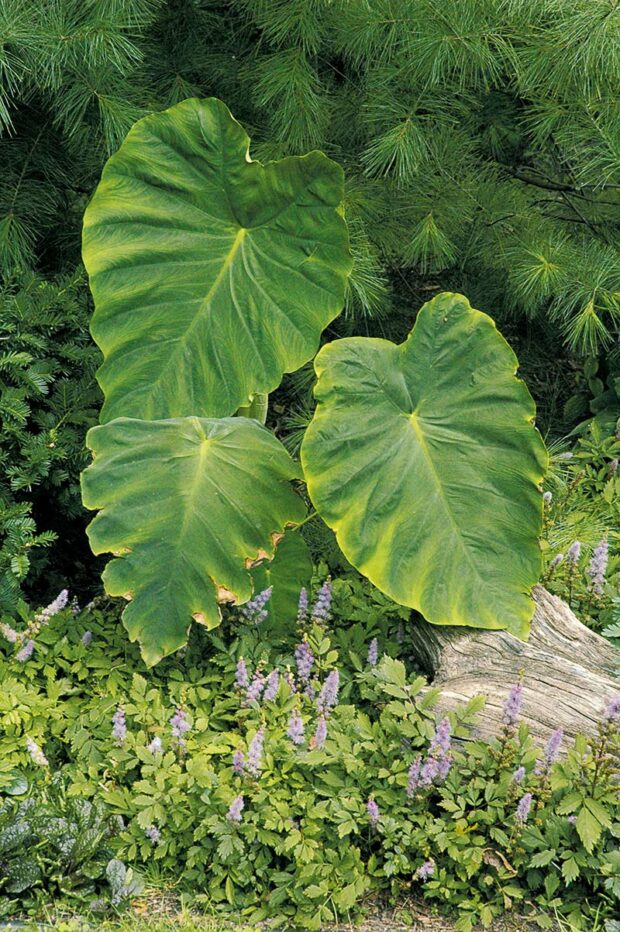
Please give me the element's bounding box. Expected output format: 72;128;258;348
409;586;619;744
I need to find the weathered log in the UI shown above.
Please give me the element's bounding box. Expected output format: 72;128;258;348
408;586;619;745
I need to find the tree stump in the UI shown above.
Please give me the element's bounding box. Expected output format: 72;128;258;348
408;586;619;745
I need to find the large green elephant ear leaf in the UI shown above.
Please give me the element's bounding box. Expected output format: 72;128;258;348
301;292;548;639
81;416;306;664
82;97;352;422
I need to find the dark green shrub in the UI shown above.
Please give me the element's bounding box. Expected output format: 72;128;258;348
0;272;101;609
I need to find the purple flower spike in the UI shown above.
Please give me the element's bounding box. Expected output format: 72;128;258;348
549;553;563;570
545;728;563;765
37;589;69;622
16;639;35;663
317;670;340;715
145;824;161;845
367;638;378;667
244;672;265;705
295;641;314;683
170;708;191;742
430;718;451;756
610;458;618;475
287;710;305;745
420;755;440;786
366;798;380;826
587;538;609;596
81;630;93;647
233;749;245;775
416;859;435;881
311;579;332;622
235;657;250;690
516;792;533;824
542;491;552;504
512;766;526;784
263;669;280;703
313;715;328;749
503;682;524;727
436;753;452;781
283;670;297;694
602;695;620;724
247;727;265;776
297;587;308;624
148;736;163;754
407;756;422;797
112;707;127;745
240;587;273;625
566;541;581;565
226;794;244;823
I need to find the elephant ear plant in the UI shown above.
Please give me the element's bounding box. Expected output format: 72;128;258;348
81;97;548;665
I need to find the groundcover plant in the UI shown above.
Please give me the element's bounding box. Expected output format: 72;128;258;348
81;97;548;665
0;588;618;929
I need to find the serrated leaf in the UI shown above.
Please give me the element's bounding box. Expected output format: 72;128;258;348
529;849;556;868
82;416;305;664
83;97;352;422
302;293;547;635
576;806;602;853
584;797;612;829
335;882;358;909
556;791;583;815
225;875;235;905
377;656;407;686
562;857;580;884
544;872;560;898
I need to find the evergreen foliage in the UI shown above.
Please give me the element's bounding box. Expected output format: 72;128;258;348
2;0;620;596
0;272;100;609
2;0;620;353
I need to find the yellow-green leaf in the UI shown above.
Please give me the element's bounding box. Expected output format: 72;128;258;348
81;416;306;664
83;97;352;422
301;293;547;636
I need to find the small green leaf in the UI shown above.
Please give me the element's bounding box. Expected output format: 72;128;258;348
562;857;580;884
584;797;612;829
544;872;560;898
335;883;357;909
304;884;326;899
556;791;583;815
225;875;235;905
576;806;602;853
377;656;407;686
529;849;556;868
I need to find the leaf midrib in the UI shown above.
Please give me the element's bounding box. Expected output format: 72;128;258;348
147;226;248;413
408;410;487;592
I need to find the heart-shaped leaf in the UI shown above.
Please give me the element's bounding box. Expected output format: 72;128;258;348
82;97;352;422
301;293;547;637
81;416;306;664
